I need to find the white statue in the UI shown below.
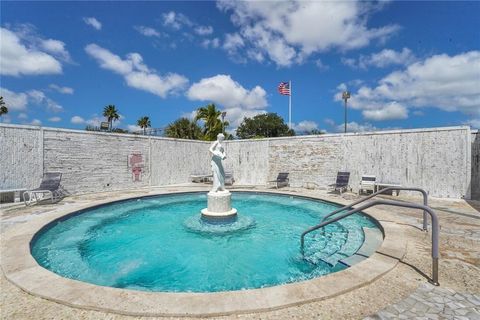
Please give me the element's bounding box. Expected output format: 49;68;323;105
209;133;227;193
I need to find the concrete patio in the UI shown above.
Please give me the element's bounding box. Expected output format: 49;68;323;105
1;185;479;319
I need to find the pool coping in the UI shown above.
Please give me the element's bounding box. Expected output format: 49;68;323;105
1;188;407;317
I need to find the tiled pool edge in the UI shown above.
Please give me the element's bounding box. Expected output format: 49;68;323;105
1;189;407;317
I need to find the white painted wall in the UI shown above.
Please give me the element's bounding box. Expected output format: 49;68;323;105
260;127;471;198
223;140;269;185
0;124;473;199
150;139;210;186
0;125;43;190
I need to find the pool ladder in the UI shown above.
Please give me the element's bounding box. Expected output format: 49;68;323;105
300;187;439;286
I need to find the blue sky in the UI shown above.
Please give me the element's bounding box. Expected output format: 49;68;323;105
1;1;479;133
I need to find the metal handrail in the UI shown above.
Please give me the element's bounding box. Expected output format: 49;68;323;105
300;199;440;286
322;187;429;231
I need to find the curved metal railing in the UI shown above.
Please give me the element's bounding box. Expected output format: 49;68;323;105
300;199;440;286
324;187;429;231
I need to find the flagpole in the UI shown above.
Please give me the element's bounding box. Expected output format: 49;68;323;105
289;80;292;130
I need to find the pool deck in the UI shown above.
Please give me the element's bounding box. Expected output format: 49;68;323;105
1;185;479;319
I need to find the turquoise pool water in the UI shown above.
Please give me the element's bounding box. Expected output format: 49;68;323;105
31;192;379;293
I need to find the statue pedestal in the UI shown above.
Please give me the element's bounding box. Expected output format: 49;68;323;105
201;190;237;219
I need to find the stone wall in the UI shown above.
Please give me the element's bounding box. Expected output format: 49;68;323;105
472;131;480;200
0;125;43;190
0;124;474;199
265;127;472;199
0;124;210;195
150;139;210;186
223;140;269;185
43;129;151;194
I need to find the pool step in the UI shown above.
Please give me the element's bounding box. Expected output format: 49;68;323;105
338;227;383;267
320;223;365;267
303;222;348;265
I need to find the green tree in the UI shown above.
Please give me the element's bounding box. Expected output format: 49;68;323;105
194;104;229;141
236;113;295;139
0;97;8;117
102;105;119;130
307;129;325;135
137;116;151;135
164;118;203;140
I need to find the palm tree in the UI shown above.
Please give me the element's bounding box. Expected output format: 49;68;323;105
137;116;151;135
164;118;203;140
194;104;229;141
0;97;8;117
103;105;119;131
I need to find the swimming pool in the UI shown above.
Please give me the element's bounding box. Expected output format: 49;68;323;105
31;192;382;293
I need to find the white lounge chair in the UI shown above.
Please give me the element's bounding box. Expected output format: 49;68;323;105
190;173;212;183
359;175;376;195
24;172;63;206
225;171;235;185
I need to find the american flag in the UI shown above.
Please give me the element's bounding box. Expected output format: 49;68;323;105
278;82;291;96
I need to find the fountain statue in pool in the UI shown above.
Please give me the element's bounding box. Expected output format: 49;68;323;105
201;133;237;220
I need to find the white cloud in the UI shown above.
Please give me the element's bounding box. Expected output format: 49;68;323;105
40;38;71;62
127;124;142;132
293;120;320;132
362;102;409;121
336;51;480;121
336;83;348;93
134;26;161;37
26;89;45;103
187;74;267;110
85;44;132;74
466;118;480;129
194;25;214;36
49;84;74;94
0;87;63;114
224;107;267;129
18;113;28;119
0;27;62;76
86;117;103;127
71;115;85;124
223;33;244;53
343;48;416;69
30;119;41;126
83;17;102;30
341;57;357;68
27;89;63;113
85;44;188;98
48;116;61;122
180;110;199;120
187;74;268;128
315;59;329;71
324;118;379;133
71;115;105;127
337;121;377;133
324;118;336;126
162;11;193;30
202;38;220;49
0;115;11;123
0;87;28;111
217;1;399;67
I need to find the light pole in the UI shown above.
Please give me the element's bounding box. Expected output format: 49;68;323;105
221;111;227;134
342;91;351;133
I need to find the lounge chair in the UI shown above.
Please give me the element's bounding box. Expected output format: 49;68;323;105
190;173;212;183
225;171;235;185
359;175;376;195
268;172;289;189
23;172;63;206
329;171;350;195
